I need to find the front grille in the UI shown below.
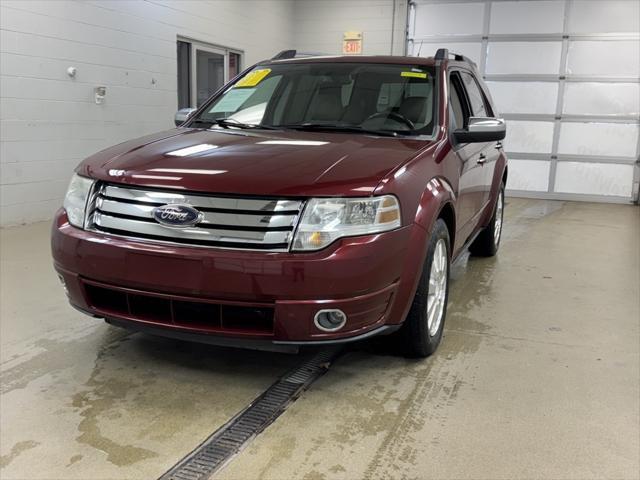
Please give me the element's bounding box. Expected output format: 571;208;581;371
84;282;274;334
86;183;303;251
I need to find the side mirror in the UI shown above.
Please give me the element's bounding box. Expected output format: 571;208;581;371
454;117;506;143
174;108;197;127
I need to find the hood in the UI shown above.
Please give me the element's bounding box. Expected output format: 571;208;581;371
79;128;432;197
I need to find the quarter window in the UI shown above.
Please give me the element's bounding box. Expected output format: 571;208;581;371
450;72;472;129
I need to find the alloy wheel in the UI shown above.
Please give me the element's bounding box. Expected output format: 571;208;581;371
427;238;448;337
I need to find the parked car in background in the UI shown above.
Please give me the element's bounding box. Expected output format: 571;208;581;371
52;49;507;357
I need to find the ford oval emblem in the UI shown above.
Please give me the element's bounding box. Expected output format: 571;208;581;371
152;204;203;228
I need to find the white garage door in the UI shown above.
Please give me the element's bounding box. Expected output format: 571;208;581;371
407;0;640;203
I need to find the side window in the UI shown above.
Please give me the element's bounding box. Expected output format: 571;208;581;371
460;71;490;117
449;73;467;130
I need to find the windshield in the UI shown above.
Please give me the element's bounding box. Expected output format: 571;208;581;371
190;62;437;136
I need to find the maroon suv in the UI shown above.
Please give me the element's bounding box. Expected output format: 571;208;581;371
52;49;507;357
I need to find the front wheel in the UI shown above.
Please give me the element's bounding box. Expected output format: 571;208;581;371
396;219;450;358
469;183;504;257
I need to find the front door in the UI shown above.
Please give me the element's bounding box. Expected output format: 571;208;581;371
449;71;486;248
459;71;498;207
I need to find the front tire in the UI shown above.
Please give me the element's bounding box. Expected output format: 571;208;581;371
396;219;450;358
469;183;504;257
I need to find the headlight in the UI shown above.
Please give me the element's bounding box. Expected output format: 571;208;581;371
293;195;401;251
63;174;95;228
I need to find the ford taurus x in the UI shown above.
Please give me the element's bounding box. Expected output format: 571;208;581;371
51;49;507;357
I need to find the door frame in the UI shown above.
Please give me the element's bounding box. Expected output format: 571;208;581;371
190;42;227;108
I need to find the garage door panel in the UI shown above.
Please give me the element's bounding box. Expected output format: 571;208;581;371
413;3;484;37
566;40;640;77
563;83;640;116
507;159;551;192
487;81;558;115
486;42;562;75
504;120;555;154
569;0;640;34
554;162;634;197
408;0;639;203
558;122;639;158
490;1;565;34
411;42;483;65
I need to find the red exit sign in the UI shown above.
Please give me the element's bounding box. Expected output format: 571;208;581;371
342;31;362;55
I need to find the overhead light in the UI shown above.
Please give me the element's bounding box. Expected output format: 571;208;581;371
166;144;218;156
131;174;182;180
257;140;328;146
149;168;226;175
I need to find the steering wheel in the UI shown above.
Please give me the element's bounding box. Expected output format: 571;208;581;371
364;111;415;130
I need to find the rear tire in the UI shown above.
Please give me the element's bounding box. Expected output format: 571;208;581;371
469;183;504;257
396;219;450;358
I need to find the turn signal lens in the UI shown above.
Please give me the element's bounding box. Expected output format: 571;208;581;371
293;195;401;251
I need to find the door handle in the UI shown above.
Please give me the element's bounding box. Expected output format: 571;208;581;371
495;142;503;150
477;153;487;165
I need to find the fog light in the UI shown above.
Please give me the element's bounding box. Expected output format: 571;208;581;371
314;309;347;332
57;274;69;296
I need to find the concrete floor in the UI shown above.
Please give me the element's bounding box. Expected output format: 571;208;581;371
1;198;638;480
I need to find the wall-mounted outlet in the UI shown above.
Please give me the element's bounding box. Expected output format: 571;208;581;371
94;86;106;104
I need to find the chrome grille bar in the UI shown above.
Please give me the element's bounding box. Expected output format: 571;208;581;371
102;185;301;213
87;183;303;251
96;198;298;230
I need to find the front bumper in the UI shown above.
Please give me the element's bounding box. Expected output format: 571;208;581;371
52;209;427;344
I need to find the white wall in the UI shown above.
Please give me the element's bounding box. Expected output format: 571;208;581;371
0;0;406;226
293;0;407;56
0;0;295;226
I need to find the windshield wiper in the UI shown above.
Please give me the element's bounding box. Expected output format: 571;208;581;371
188;118;279;130
214;118;279;130
279;123;404;137
189;119;216;127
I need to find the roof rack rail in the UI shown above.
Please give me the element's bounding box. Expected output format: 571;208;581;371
434;48;477;66
271;49;327;60
272;50;296;60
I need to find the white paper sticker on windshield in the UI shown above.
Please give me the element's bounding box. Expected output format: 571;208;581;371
210;88;255;113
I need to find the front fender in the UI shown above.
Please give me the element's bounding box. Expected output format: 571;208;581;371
414;177;456;234
384;178;456;326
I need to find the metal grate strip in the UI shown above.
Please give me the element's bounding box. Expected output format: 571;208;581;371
158;348;341;480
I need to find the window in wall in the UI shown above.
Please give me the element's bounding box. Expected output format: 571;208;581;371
229;52;241;79
176;39;243;108
177;41;191;109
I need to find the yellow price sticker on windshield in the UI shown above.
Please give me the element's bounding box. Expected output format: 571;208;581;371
401;71;428;79
236;68;271;87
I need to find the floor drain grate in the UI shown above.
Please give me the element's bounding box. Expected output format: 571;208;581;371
158;347;342;480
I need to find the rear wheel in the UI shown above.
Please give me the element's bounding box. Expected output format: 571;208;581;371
469;183;504;257
396;219;450;358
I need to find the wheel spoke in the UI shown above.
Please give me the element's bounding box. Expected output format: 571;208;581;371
494;191;503;245
426;238;448;337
